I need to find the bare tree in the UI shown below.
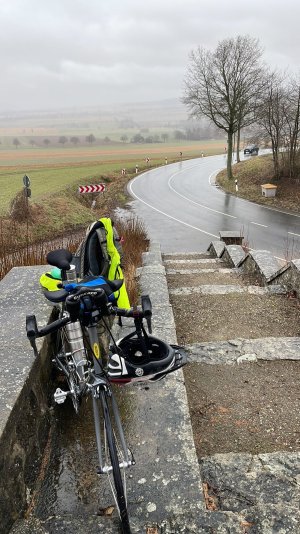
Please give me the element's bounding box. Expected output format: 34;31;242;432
282;78;300;178
86;133;96;144
256;73;286;180
13;138;20;149
70;136;80;145
58;136;68;145
43;138;50;146
161;133;169;143
183;35;265;178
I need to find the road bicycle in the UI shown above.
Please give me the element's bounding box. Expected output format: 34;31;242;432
26;248;186;534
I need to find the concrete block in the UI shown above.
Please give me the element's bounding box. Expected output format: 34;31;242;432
238;250;281;284
207;240;225;258
221;245;245;267
269;259;300;296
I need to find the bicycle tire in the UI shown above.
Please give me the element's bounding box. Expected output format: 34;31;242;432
100;389;131;534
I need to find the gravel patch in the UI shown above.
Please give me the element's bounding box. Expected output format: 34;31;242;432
170;293;300;344
184;360;300;456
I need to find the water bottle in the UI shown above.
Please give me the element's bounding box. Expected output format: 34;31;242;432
65;265;87;380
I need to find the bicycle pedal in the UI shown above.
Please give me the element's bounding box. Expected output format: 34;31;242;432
54;388;69;404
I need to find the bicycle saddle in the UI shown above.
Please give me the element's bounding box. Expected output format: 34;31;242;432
47;249;72;270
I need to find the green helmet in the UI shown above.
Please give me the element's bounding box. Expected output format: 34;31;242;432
40;269;62;292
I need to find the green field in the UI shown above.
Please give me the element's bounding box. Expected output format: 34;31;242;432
0;139;225;215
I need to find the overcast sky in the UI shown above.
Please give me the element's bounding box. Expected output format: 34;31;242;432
1;0;300;112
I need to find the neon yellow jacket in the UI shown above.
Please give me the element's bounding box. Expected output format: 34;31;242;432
100;217;130;309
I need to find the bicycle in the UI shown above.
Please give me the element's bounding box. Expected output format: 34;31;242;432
26;248;187;534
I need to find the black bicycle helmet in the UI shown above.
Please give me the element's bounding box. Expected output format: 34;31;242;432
107;333;176;383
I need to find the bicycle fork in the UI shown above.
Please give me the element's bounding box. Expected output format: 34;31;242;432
92;388;134;474
86;325;134;475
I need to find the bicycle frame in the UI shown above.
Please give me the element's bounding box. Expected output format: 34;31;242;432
50;301;133;532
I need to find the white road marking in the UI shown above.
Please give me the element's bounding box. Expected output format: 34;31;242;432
168;167;237;219
129;176;219;239
250;222;268;228
208;168;224;186
129;158;300;253
288;231;300;237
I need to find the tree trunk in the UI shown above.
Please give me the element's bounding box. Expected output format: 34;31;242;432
271;140;280;180
289;90;300;178
227;133;233;179
236;128;241;163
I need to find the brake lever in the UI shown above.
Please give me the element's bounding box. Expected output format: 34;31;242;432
141;294;152;333
147;317;152;334
26;315;39;355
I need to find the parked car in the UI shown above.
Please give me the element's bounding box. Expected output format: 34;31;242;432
244;144;259;155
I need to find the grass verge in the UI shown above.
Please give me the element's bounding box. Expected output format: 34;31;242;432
217;154;300;214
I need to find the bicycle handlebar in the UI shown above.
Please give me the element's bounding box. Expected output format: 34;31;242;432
26;293;152;341
26;314;70;340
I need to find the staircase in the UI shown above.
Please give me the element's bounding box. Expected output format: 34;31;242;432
162;250;300;533
8;245;300;534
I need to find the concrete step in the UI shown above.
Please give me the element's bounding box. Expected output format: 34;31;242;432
186;336;300;364
163;252;211;260
165;267;234;274
168;284;285;296
164;258;225;267
169;289;300;344
199;452;300;532
10;507;277;534
166;271;247;289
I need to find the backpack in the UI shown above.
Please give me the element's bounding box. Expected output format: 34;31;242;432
73;217;130;309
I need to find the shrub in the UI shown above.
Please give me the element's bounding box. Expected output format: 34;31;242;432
9;189;33;222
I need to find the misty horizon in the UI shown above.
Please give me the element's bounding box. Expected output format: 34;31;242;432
1;1;300;115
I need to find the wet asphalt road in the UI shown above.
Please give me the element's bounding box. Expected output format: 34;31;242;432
128;154;300;260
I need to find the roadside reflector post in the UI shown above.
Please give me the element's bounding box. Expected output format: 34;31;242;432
78;183;106;209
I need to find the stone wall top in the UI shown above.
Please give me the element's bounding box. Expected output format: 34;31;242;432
0;265;50;436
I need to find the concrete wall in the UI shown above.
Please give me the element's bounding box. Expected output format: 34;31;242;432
209;244;290;287
0;266;55;533
268;259;300;296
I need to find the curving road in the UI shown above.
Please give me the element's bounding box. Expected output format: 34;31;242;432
128;155;300;260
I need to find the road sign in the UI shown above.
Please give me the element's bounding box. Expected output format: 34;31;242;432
23;174;30;187
78;184;105;194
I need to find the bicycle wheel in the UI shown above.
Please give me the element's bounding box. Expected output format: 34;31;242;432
100;389;131;534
